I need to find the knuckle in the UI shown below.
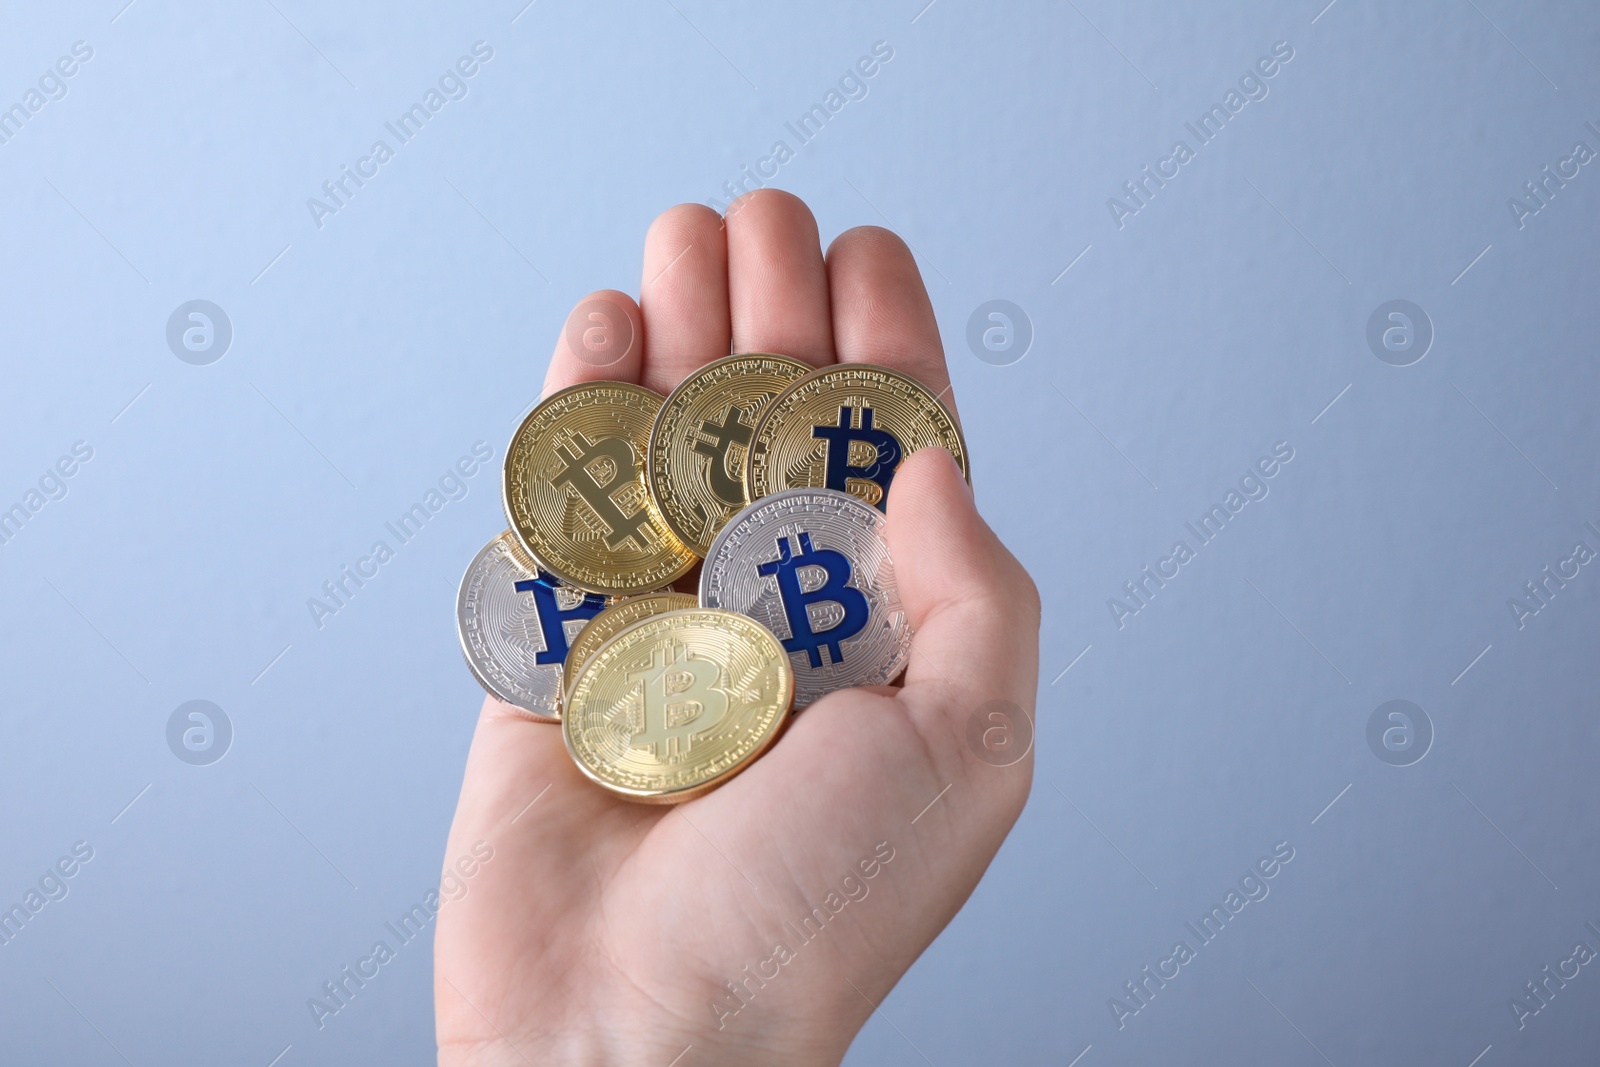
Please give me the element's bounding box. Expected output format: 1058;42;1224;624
985;541;1041;625
1015;565;1042;624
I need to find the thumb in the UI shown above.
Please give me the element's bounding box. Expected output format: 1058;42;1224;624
884;448;1040;716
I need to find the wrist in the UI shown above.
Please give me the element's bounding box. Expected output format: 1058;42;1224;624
438;1019;848;1067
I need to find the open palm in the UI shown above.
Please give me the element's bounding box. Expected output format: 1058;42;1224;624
435;191;1039;1067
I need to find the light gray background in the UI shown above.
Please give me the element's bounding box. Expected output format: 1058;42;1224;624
1;1;1596;1064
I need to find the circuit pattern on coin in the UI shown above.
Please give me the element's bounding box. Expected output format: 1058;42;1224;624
648;353;811;554
563;591;697;703
745;363;968;511
700;488;910;708
504;382;697;595
563;608;793;802
456;531;610;721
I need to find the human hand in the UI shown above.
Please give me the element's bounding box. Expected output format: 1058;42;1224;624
435;190;1040;1067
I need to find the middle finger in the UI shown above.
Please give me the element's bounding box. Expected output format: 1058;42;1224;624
725;189;836;367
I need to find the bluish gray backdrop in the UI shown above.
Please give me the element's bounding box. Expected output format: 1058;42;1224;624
1;0;1596;1064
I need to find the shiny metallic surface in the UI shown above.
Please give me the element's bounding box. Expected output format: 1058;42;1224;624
745;363;968;510
562;608;793;802
456;530;609;721
700;487;911;708
563;591;697;704
503;381;697;595
647;352;811;554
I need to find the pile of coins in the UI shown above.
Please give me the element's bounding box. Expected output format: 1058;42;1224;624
457;356;968;802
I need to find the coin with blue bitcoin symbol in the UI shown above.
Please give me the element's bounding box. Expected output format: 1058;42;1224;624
456;530;613;721
503;381;698;595
745;363;968;511
647;353;811;554
700;487;911;708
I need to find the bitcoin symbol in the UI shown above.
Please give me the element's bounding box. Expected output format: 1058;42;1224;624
757;532;870;668
551;430;651;551
628;643;729;759
811;406;903;510
513;575;607;665
691;406;753;507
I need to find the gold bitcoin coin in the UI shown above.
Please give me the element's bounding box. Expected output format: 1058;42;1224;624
562;608;793;803
745;363;969;510
648;353;811;554
504;382;697;596
563;591;697;705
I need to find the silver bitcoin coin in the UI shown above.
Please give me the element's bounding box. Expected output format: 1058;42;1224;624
699;487;910;708
456;530;611;721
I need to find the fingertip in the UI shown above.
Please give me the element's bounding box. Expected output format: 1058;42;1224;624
825;225;949;398
640;204;732;393
642;203;728;302
884;448;984;591
543;289;644;396
477;692;548;727
646;202;726;246
724;186;816;229
888;447;971;517
825;224;911;264
724;187;834;365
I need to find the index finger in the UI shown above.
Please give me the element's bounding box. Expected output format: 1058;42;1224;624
825;226;953;409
